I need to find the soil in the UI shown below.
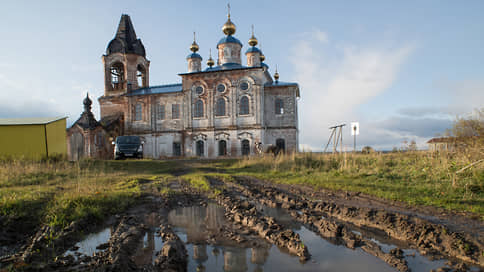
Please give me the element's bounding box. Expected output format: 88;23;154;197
1;169;483;272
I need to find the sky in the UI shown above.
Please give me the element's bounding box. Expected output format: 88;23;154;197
0;1;482;151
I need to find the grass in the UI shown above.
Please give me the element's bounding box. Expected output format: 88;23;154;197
1;150;482;239
217;151;484;216
0;158;182;232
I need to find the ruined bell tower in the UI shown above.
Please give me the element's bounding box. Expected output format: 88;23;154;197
102;14;150;96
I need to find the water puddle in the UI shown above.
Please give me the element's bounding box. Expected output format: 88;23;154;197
132;228;164;266
64;227;111;257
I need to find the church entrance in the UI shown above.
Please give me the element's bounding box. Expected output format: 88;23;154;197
196;140;204;157
276;138;285;154
218;140;227;156
241;139;250;156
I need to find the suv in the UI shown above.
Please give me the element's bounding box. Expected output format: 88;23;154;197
113;136;144;160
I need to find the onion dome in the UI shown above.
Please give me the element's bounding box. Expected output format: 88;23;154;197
248;25;258;47
83;92;92;112
187;32;202;60
190;32;199;53
245;46;261;54
222;5;236;36
207;49;215;67
274;67;280;82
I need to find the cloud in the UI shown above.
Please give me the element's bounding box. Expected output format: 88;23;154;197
289;29;415;151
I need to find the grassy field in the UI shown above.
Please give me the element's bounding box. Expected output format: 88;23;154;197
1;150;483;236
0;158;182;232
219;151;484;216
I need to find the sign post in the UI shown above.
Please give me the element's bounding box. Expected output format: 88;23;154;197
350;122;359;152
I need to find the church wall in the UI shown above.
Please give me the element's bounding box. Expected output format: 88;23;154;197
264;128;298;153
263;86;298;128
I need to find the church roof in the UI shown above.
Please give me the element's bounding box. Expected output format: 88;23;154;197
186;52;202;60
217;35;243;47
106;14;146;57
264;81;299;87
127;83;183;96
245;46;261;54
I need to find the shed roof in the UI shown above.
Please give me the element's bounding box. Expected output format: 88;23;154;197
0;116;67;126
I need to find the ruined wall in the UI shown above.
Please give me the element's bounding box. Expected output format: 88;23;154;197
264;128;298;153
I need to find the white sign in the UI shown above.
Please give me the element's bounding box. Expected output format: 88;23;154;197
351;122;359;136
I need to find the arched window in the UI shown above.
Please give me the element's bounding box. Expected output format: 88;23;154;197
134;104;142;121
275;98;284;115
241;139;250;156
218;140;227;156
240;96;249;115
194;100;204;118
110;62;124;90
136;64;146;88
196;140;204;157
215;98;226;116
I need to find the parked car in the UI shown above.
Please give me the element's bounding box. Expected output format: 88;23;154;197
112;136;144;160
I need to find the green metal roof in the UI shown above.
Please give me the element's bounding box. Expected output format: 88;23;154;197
0;116;67;125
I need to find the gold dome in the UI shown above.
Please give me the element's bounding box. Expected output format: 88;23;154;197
274;67;279;81
207;49;215;67
190;32;199;52
248;35;258;47
260;53;265;62
190;42;199;53
248;25;258;46
222;4;236;35
222;18;236;35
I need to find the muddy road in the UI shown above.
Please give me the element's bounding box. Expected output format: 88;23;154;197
1;166;483;271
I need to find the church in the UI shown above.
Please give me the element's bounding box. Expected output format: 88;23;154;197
67;11;300;160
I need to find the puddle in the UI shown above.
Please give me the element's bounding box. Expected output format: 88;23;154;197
167;204;394;271
64;227;111;257
132;228;164;265
254;203;302;230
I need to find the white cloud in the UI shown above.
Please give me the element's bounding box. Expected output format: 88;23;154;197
290;30;415;151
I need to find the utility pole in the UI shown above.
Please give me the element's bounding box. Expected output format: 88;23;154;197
324;124;346;153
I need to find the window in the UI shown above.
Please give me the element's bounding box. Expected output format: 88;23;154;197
240;96;249;115
239;81;249;91
195;86;204;95
173;142;181;156
215;98;226;116
217;84;226;93
110;62;124;89
134;104;142;121
172;104;180;119
275;98;284;115
136;64;146;88
157;104;165;120
241;139;250;156
194;100;204;118
196;140;204;157
218;140;227;156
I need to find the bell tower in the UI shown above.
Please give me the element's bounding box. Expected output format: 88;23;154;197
102;14;150;96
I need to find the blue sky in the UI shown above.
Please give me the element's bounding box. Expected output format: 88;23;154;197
0;1;482;150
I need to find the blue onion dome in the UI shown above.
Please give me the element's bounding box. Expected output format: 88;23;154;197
245;46;261;54
217;35;243;47
186;52;202;60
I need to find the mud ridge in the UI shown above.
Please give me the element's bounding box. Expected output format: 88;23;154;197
234;176;484;268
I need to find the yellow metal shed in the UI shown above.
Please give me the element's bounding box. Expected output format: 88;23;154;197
0;117;67;159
